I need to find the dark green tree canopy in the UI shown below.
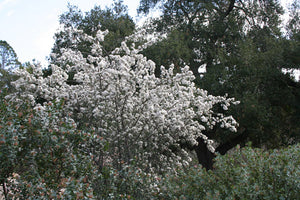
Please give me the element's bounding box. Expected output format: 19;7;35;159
0;40;21;92
139;0;284;79
0;40;21;71
51;0;135;61
286;0;300;39
47;0;136;86
138;0;300;169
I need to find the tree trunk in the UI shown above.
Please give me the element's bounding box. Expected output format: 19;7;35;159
193;128;248;170
194;137;215;170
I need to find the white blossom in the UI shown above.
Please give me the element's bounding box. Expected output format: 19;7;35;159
7;27;239;172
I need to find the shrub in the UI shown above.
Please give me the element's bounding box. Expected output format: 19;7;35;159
0;92;96;199
8;27;239;173
157;144;300;200
0;90;160;199
93;164;161;199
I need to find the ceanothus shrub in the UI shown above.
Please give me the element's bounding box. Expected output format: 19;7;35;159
156;144;300;199
8;27;239;173
0;90;96;199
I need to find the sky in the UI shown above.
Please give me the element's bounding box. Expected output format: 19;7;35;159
0;0;141;66
0;0;296;68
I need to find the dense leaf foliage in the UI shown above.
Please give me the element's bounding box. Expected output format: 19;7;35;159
138;0;300;163
1;1;299;198
0;91;96;199
51;1;135;62
0;41;21;71
0;41;21;92
157;144;300;199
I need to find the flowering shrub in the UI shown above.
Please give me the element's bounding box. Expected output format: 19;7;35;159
0;91;96;199
7;27;238;174
1;90;160;199
157;144;300;199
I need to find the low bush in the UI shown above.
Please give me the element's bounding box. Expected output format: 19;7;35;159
93;164;161;199
0;93;96;199
157;144;300;200
1;90;299;199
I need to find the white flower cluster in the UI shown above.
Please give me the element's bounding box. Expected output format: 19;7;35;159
8;27;239;172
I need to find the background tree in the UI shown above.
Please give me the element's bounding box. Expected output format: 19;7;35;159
286;0;300;39
283;0;300;71
46;0;136;87
51;0;135;61
0;92;95;199
0;40;21;92
138;0;300;169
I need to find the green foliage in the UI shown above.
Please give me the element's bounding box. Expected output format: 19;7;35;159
0;90;161;199
286;0;300;39
157;144;300;199
0;40;21;71
206;36;300;149
93;164;160;199
51;0;135;62
0;41;21;92
139;0;300;158
1;89;299;199
0;92;96;199
141;29;196;77
0;90;160;199
80;1;135;55
1;1;299;198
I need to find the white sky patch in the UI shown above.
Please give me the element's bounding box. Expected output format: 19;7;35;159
0;0;141;66
279;0;300;81
33;23;59;66
280;0;293;29
30;9;63;66
283;69;300;81
198;64;207;74
0;0;298;73
6;9;15;17
0;0;17;11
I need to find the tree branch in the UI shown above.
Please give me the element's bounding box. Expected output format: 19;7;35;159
223;0;236;18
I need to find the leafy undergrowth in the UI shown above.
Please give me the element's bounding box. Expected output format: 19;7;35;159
1;89;299;199
157;144;300;200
